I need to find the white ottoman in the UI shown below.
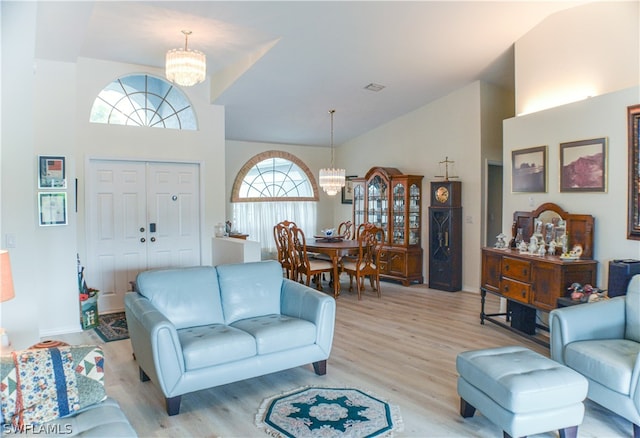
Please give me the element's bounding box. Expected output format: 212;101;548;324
456;346;588;438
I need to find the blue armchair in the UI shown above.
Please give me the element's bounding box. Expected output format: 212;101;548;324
550;274;640;437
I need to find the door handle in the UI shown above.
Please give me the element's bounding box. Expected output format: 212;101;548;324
139;227;145;232
150;237;156;242
140;237;146;243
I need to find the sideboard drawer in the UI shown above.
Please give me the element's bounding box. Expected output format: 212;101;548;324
501;277;531;303
502;257;531;282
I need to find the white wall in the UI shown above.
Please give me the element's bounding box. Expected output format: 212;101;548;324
1;1;41;344
1;1;226;339
504;86;640;285
516;1;639;115
338;81;491;291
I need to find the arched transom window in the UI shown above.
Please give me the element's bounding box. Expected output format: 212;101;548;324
89;74;197;130
231;151;319;258
232;151;318;201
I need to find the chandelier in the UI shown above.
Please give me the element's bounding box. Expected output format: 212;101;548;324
319;109;346;196
166;30;206;87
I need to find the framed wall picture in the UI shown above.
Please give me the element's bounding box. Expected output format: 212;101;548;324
560;138;607;192
341;175;357;204
511;146;547;193
38;192;68;226
628;104;640;240
38;156;66;189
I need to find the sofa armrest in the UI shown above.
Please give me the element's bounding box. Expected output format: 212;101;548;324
280;278;336;355
124;292;185;397
549;297;626;364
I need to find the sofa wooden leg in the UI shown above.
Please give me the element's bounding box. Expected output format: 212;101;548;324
166;396;181;416
139;367;150;382
633;423;640;438
459;398;476;418
559;425;578;438
313;360;327;375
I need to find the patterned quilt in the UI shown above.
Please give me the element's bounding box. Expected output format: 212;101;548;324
1;345;106;430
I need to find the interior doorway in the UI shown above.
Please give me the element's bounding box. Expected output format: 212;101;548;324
86;159;202;313
486;162;503;247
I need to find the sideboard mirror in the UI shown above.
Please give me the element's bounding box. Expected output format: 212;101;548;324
511;202;594;259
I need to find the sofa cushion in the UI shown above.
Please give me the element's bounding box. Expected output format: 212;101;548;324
231;315;317;354
625;274;640;342
217;261;283;325
136;266;224;329
565;339;640;395
1;345;106;429
177;325;256;370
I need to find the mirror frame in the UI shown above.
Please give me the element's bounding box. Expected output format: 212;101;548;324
628;104;640;240
512;202;594;259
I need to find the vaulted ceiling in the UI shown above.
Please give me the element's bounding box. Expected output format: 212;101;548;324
33;1;582;146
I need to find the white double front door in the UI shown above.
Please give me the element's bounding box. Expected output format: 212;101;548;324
86;159;201;313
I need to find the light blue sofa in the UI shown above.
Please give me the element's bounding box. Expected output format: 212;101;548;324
550;274;640;437
124;260;336;416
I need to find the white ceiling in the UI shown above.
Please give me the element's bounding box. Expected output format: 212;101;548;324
34;1;582;146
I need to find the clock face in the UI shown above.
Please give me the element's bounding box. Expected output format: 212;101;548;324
435;186;449;203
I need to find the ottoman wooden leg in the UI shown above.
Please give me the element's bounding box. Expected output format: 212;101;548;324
460;398;476;418
559;425;578;438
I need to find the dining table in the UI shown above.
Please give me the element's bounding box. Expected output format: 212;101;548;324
306;238;360;298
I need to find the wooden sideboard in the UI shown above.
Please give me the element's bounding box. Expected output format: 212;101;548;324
480;202;598;345
481;247;597;344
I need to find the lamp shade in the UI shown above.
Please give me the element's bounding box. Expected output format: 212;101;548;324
0;250;15;303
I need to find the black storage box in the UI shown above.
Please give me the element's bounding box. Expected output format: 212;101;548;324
608;259;640;298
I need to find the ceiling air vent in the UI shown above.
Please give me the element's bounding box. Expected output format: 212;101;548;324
364;83;386;92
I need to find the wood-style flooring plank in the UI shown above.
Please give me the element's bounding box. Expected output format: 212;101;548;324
47;279;631;437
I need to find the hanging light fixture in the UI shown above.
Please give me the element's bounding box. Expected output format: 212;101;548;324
166;30;206;87
319;109;346;196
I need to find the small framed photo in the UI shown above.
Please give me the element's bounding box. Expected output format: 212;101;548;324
341;175;357;204
511;146;547;193
560;138;607;192
38;156;66;189
38;192;67;226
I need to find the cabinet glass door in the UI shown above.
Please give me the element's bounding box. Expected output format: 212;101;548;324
409;183;421;245
353;180;365;228
392;183;406;245
367;175;387;239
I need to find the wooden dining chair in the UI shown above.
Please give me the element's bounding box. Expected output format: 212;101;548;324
338;220;354;240
289;225;333;291
341;223;384;299
273;220;297;279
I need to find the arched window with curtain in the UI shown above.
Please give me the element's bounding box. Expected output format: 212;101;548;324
89;74;197;130
231;150;318;258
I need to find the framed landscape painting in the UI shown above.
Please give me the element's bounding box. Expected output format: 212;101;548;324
511;146;547;193
560;138;607;192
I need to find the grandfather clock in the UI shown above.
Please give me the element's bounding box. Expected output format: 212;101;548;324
429;180;462;291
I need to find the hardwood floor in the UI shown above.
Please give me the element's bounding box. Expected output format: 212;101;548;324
50;280;631;437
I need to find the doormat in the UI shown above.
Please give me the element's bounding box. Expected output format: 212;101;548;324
94;312;129;342
256;386;403;438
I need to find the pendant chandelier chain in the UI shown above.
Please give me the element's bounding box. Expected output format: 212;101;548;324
182;30;192;51
329;109;336;167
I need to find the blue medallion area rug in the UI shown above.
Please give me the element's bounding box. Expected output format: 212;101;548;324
255;386;403;438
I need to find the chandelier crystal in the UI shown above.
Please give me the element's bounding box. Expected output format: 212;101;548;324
166;30;206;87
319;109;346;196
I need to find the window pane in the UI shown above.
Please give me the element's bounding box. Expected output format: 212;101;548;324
89;74;197;131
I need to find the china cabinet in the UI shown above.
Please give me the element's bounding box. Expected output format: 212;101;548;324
352;167;423;285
